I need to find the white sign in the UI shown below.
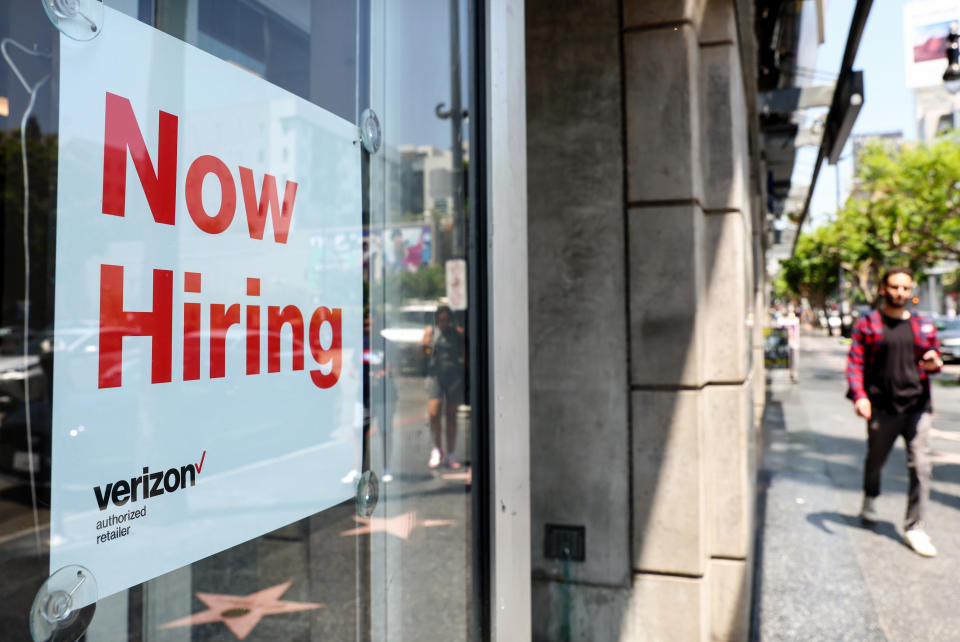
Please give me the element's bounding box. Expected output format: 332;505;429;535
51;7;362;600
903;0;960;88
445;259;468;311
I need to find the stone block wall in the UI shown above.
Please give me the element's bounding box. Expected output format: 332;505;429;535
527;0;763;639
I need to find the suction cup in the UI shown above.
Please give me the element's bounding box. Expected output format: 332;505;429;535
30;565;98;642
41;0;104;41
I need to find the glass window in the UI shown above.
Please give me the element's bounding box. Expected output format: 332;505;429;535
0;1;482;639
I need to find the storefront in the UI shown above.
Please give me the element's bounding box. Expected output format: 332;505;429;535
0;1;530;640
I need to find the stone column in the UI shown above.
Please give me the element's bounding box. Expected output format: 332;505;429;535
527;0;632;638
624;0;757;638
699;2;756;639
527;0;760;637
623;1;711;639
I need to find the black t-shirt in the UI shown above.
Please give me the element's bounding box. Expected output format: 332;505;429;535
428;325;464;382
866;314;926;414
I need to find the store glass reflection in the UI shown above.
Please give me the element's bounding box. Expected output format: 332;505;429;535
0;1;480;640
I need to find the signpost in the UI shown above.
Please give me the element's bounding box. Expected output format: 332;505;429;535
446;259;468;311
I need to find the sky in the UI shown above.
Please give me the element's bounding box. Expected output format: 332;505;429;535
799;0;931;226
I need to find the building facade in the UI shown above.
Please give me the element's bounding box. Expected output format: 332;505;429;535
527;1;766;639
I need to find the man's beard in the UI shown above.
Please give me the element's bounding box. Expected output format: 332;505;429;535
885;293;907;309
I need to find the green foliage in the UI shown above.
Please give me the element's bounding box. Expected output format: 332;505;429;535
943;268;960;295
772;270;791;301
384;264;445;303
785;134;960;307
779;225;841;313
0;120;58;327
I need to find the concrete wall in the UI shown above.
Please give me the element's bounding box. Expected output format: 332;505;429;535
527;0;762;639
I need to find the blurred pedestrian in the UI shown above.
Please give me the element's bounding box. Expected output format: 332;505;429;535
390;228;408;272
846;267;942;557
422;305;464;469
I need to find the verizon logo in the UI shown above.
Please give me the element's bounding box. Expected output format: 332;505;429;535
93;450;206;511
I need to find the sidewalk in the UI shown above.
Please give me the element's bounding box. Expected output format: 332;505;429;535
751;333;960;641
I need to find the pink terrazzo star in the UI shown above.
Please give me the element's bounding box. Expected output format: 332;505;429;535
340;511;454;540
929;450;960;464
159;581;323;640
441;466;472;484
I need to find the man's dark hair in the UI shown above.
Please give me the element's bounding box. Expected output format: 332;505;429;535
881;267;913;286
435;305;453;323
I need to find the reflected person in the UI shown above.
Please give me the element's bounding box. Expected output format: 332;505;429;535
422;305;464;469
372;334;398;483
390;228;408;272
846;267;942;557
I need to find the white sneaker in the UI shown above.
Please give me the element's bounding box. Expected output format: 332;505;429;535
904;528;937;557
340;469;360;484
860;496;880;523
428;448;443;469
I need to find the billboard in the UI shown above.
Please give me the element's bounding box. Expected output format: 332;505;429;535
904;0;960;88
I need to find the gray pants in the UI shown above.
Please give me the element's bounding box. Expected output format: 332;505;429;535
864;410;931;530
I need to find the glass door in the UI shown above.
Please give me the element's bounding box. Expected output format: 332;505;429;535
0;1;482;640
366;0;481;640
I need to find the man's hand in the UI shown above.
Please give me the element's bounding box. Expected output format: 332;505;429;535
920;349;943;372
855;398;872;420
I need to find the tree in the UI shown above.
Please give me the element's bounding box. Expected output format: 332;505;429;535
0;119;58;328
383;263;445;304
784;135;960;308
779;223;841;317
835;137;960;302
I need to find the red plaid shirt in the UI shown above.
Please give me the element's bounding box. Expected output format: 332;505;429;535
845;309;941;408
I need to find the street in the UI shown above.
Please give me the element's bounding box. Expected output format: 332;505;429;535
754;332;960;641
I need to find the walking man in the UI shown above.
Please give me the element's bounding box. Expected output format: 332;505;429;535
846;267;942;557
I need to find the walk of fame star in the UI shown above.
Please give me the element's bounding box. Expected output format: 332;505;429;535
340;511;454;540
929;450;960;464
159;581;323;640
442;466;472;484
